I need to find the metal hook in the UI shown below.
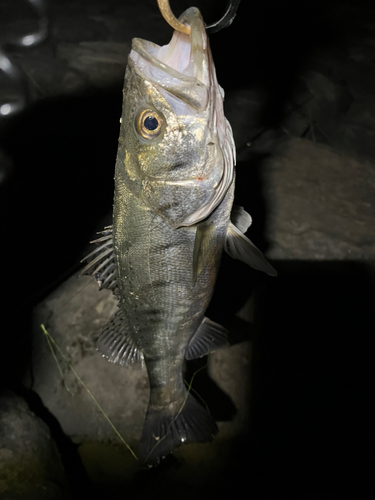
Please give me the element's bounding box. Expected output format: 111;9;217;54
156;0;190;35
156;0;241;35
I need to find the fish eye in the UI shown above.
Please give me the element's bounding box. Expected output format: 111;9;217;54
136;109;164;140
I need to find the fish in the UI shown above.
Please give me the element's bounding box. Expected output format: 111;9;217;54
81;6;276;466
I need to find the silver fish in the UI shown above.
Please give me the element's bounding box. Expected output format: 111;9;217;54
82;7;276;465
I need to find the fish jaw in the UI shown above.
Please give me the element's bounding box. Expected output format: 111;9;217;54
115;7;236;229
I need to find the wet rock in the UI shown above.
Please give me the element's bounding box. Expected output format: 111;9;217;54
0;391;68;500
280;71;353;147
260;137;375;261
334;96;375;160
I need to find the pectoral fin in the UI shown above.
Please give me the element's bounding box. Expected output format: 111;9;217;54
185;317;229;360
81;225;119;296
225;222;277;276
192;220;216;285
96;308;144;370
231;205;252;233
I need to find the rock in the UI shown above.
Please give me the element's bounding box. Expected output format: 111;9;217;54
0;391;68;500
334;96;375;160
32;273;148;453
260;138;375;261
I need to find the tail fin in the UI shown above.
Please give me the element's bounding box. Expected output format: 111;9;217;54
138;392;218;466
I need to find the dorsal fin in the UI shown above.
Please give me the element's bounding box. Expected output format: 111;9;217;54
81;225;119;296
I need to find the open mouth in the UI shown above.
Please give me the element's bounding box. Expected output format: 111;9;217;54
142;7;206;79
151;25;193;76
129;8;210;111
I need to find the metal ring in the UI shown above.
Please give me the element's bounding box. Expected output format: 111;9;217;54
156;0;241;35
206;0;241;34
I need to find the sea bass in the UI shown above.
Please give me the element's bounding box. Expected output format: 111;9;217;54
82;7;276;465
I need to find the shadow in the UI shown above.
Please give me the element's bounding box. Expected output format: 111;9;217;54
0;89;120;385
232;155;274;250
185;357;237;422
131;260;374;499
244;260;375;498
0;89;121;312
210;0;363;136
82;260;375;500
206;152;277;340
13;385;93;497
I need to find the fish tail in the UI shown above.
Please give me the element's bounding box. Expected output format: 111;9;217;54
138;392;218;466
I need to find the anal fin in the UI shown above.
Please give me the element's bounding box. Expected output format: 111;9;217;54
96;308;144;370
185;317;229;360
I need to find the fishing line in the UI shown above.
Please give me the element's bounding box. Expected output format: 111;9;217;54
174;362;208;420
144;362;209;463
183;377;209;412
43;326;75;396
40;324;139;462
53;278;92;316
42;322;210;465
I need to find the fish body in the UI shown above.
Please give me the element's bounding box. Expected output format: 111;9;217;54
82;7;276;465
113;175;234;463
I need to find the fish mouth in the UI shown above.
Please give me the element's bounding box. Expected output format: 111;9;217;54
129;7;210;111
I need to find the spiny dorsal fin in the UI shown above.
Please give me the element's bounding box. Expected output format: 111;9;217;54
225;222;277;276
96;308;144;370
80;225;119;296
192;220;216;285
231;205;252;233
185;317;229;360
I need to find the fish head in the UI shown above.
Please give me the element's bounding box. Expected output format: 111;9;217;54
116;7;235;228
